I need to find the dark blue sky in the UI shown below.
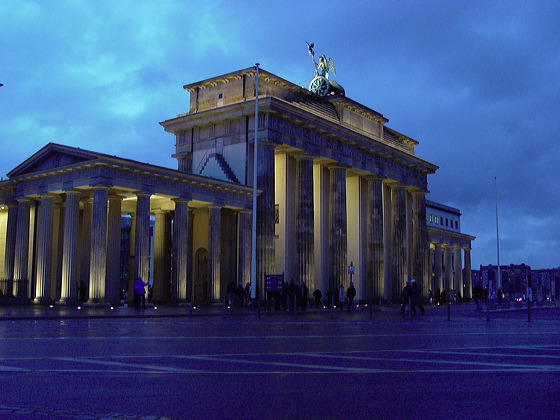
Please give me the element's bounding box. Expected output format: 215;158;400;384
1;0;559;269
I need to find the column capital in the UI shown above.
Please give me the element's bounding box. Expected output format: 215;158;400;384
292;152;315;161
365;174;384;182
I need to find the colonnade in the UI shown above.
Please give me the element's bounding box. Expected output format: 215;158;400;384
430;242;472;300
274;150;429;303
2;186;252;305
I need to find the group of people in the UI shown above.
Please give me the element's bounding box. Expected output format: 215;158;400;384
323;282;357;311
400;279;425;315
227;281;257;309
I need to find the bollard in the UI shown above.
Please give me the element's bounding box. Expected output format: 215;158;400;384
369;296;373;321
331;295;334;320
527;298;531;323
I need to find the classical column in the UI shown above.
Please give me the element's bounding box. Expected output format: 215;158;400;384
153;210;171;303
60;191;80;303
366;176;384;301
88;186;108;303
106;195;123;303
80;199;93;293
134;193;151;284
391;184;407;301
208;205;221;302
172;198;188;302
35;194;55;303
454;246;463;299
328;165;347;291
412;191;428;295
463;247;472;299
444;245;453;293
238;210;252;290
295;154;314;288
256;141;276;294
434;243;443;294
127;212;136;303
3;203;18;294
13;198;31;297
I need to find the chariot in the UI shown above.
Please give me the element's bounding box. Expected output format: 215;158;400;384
306;48;345;97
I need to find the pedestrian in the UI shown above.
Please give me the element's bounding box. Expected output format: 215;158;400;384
473;283;484;311
338;284;345;311
134;277;149;309
227;281;236;307
410;279;425;315
287;278;297;311
346;281;356;311
313;288;322;309
400;280;411;315
236;283;245;309
300;281;309;311
79;281;87;302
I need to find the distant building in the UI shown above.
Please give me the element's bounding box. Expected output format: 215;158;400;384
472;264;559;301
426;201;475;299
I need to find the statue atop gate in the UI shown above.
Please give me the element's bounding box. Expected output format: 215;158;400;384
305;41;345;97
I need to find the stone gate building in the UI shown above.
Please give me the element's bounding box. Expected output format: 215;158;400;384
0;66;474;305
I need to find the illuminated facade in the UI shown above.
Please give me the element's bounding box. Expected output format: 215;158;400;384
0;67;473;305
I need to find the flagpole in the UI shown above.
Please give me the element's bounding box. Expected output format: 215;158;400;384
250;63;260;301
495;176;501;294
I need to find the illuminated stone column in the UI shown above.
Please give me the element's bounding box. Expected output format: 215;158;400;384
412;191;428;295
127;212;136;303
463;247;472;299
295;154;314;288
208;205;221;302
13;198;31;296
80;199;93;293
60;191;80;303
256;141;276;295
366;176;384;301
391;184;407;300
3;203;18;292
444;245;453;293
105;195;123;303
134;193;151;284
153;210;171;304
88;186;108;303
172;198;188;302
328;165;347;291
35;194;55;303
434;243;443;293
238;210;252;289
454;246;463;299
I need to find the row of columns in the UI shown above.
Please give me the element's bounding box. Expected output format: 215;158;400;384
2;186;252;305
431;243;472;299
277;148;429;302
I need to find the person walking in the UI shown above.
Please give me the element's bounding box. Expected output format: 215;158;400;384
338;284;345;311
400;280;411;315
346;281;356;311
410;279;425;315
313;288;322;309
134;277;149;309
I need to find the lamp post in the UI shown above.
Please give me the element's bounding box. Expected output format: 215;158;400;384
250;63;260;303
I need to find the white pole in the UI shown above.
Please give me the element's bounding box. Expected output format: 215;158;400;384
495;176;501;292
250;63;260;301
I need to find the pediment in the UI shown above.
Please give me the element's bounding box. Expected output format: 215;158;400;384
7;143;100;177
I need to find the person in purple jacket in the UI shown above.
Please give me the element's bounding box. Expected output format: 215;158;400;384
134;277;149;309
